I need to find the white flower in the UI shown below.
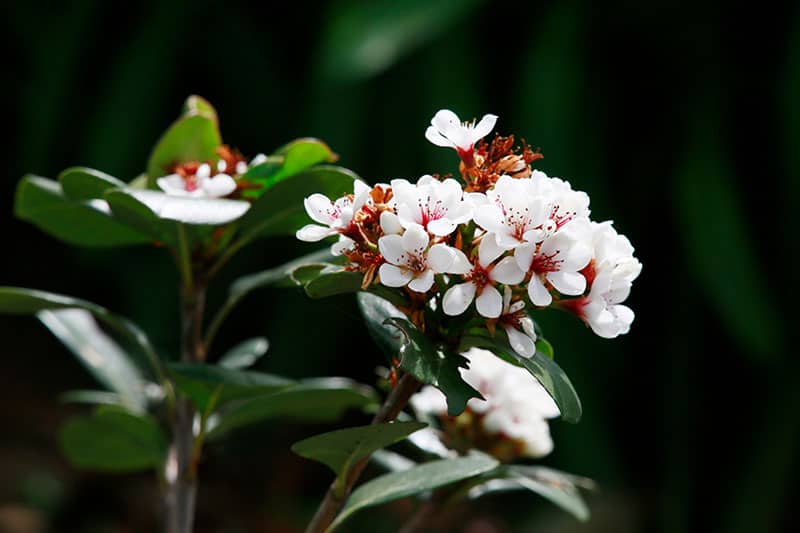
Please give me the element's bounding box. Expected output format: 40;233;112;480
578;221;642;338
410;348;560;459
529;170;591;234
514;219;593;307
442;236;525;318
296;180;371;253
378;224;460;293
157;163;237;198
498;287;537;358
425;109;498;160
474;175;549;249
390;176;472;236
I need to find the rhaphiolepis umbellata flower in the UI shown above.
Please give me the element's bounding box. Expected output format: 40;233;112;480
156;146;266;198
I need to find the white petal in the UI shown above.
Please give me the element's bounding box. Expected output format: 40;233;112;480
471;114;498;141
428;244;455;273
379;264;413;287
250;153;267;166
476;285;502;318
331;236;355;255
478;234;505;266
448;248;473;275
473;205;505;233
217;159;227;172
236;161;247;174
130;190;250;225
514;242;536;272
502;286;512;312
528;276;552;307
443;282;477;316
427;218;457;236
196;163;211;179
379;211;403;235
157;175;190;196
296;224;336;242
504;325;536;358
431;109;461;134
200;174;237;197
494;231;522;250
408;269;435;293
397;202;421;228
425;126;455;148
547;270;587;296
490;256;525;285
402;223;429;253
378;234;406;265
304;194;336;225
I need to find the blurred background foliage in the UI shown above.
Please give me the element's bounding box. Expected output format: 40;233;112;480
0;0;798;531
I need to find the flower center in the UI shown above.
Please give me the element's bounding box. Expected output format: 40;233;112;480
530;248;562;274
548;204;576;230
418;195;447;226
465;264;491;289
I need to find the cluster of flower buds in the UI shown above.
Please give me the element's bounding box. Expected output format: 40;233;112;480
297;110;642;355
157;145;266;198
411;348;559;462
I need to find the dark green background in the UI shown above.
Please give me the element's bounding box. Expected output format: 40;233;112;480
1;0;798;531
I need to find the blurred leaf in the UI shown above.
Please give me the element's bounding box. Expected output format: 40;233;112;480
467;465;592;522
230;248;336;298
235;165;358;243
536;337;555;359
207;378;378;440
168;362;294;413
291;421;426;479
38;309;148;413
106;189;250;229
0;287;163;381
218;337;270;369
320;0;481;82
459;328;582;423
330;454;499;531
14;175;151;247
59;408;167;472
385;318;481;417
244;138;337;191
146;95;222;184
60;390;127;408
372;449;417;472
59;167;126;200
357;292;406;357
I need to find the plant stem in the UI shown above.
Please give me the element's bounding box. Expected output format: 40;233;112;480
305;372;423;533
164;282;206;533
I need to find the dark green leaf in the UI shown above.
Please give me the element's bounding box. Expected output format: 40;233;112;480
244;138;337;190
59;167;126;200
459;329;582;423
14;175;151;247
229;248;336;298
385;318;481;417
59;408;167;472
168;362;294;413
38;309;148;413
291;421;426;477
146;96;222;183
303;268;364;298
330;454;499;531
357;292;406;357
207;378;378;440
218;337;269;369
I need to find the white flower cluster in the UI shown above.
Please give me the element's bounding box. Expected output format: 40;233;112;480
157;153;266;198
297;109;642;354
411;348;560;459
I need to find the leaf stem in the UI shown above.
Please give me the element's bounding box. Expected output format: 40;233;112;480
304;372;422;533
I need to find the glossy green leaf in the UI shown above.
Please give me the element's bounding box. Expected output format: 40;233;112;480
38;309;148;413
303;267;364;298
207;378;378;440
168;362;294;413
0;287;163;382
244;138;337;190
357;292;406;357
229;248;336;298
235;165;358;243
330;454;500;531
146;96;222;184
218;337;270;369
385;318;481;417
59;408;167;472
59;167;126;200
291;421;426;478
459;329;582;423
14;175;151;247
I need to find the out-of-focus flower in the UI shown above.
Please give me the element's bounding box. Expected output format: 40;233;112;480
157;163;237;198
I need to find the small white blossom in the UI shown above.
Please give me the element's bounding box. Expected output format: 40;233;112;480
378;224;460;293
530;170;591;235
296;180;371;253
442;236;525;318
391;176;472;236
425;109;498;159
474;175;549;249
498;287;537;358
157;163;237;198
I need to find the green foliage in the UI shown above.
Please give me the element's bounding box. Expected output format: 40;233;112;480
229;248;336;297
59;408;167;472
244;138;337;189
330;453;500;531
218;337;270;369
356;292;406;357
59;167;126;200
291;421;426;481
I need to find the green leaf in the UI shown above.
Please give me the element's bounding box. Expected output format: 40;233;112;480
168;362;294;413
230;248;336;298
244;138;337;190
38;309;149;413
235;165;358;243
385;318;481;417
146;96;222;184
0;287;163;383
459;329;582;423
59;167;126;200
303;268;364;298
218;337;270;369
60;390;128;408
357;292;406;357
330;454;500;531
536;337;554;359
207;378;378;440
291;421;426;478
14;175;151;247
59;408;167;472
